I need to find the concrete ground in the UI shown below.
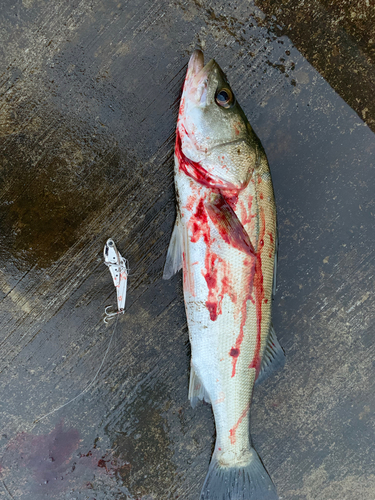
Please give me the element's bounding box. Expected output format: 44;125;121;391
0;1;374;499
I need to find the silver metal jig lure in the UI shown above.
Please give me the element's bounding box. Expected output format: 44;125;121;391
103;238;128;323
33;239;127;423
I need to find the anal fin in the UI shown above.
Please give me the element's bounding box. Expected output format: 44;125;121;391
255;325;285;386
188;364;211;408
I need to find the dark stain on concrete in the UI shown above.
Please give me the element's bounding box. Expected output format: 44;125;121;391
114;404;175;498
6;422;80;487
255;0;375;132
0;421;130;498
0;109;125;269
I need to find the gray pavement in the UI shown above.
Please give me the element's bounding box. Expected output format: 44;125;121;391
0;1;374;499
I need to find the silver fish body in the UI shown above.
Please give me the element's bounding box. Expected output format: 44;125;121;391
164;50;284;500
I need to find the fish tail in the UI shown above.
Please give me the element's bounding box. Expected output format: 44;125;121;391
200;448;278;500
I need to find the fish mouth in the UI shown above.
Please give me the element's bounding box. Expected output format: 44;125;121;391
188;49;204;76
187;50;216;84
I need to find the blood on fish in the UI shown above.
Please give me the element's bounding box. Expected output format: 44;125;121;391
214;392;225;404
188;198;210;244
203;252;234;321
239;196;254;226
183;190;239;323
224;192;239;210
229;402;251;445
249;208;266;375
205;271;219;321
179;97;185;118
195;199;208;224
176;134;239;318
184;193;197;212
230;258;256;377
175;130;237;190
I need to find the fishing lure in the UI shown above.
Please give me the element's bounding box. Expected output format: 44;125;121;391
103;238;128;323
34;239;127;423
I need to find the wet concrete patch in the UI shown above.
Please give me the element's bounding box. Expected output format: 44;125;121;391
114;403;175;498
255;0;375;132
0;109;125;269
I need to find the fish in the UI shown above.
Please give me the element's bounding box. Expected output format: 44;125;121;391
163;49;285;500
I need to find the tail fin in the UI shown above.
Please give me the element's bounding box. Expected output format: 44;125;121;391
200;448;278;500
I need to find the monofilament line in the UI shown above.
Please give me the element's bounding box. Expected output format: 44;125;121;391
34;316;119;423
1;480;15;499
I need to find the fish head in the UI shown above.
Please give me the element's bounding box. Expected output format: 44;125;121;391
178;50;259;190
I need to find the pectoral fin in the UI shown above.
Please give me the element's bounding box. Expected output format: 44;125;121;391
205;193;255;256
163;215;183;280
255;325;285;386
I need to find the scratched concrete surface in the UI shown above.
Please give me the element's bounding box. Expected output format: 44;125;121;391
0;1;374;499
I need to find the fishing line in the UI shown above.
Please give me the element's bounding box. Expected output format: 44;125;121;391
1;480;15;500
35;238;128;423
34;315;119;424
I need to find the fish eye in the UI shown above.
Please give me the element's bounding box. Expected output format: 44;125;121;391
215;88;235;108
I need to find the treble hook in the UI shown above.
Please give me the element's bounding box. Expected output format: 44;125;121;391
104;305;124;324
